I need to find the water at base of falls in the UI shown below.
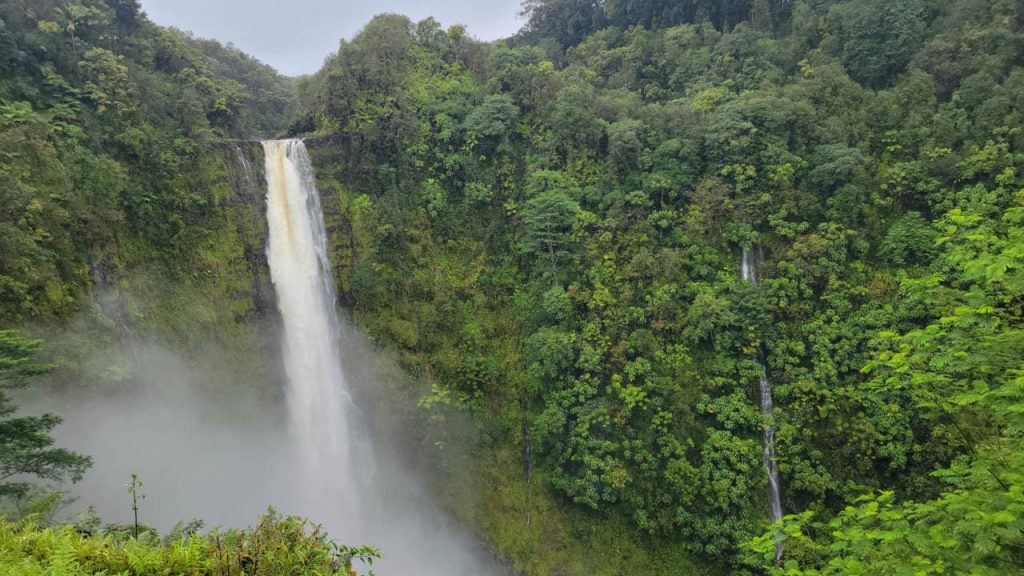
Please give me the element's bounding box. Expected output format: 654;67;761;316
261;139;504;575
741;247;784;564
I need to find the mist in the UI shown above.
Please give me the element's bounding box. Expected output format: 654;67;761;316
29;315;506;575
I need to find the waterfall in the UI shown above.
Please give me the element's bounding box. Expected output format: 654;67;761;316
263;139;359;518
259;139;504;574
233;144;258;194
741;247;784;564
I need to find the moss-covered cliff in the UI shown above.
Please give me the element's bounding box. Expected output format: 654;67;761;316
34;141;281;402
0;0;302;394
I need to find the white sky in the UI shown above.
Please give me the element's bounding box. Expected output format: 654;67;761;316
139;0;526;76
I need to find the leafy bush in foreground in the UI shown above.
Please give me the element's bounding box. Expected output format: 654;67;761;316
0;509;379;576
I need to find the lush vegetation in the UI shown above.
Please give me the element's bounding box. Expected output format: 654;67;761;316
0;0;292;401
0;2;353;573
0;330;90;498
296;0;1024;573
2;0;1024;574
0;509;379;576
0;0;291;328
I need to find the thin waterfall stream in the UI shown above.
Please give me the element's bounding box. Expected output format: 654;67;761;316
742;247;784;563
233;144;258;193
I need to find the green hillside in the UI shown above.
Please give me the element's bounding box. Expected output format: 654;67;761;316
0;0;1022;574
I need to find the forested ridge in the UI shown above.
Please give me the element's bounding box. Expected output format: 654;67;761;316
0;0;292;325
299;0;1024;573
1;0;1024;574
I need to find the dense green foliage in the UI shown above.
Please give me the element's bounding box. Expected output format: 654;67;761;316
3;0;1024;574
0;330;90;497
0;3;330;571
0;0;292;326
296;0;1024;572
0;509;379;576
0;0;292;410
744;189;1024;573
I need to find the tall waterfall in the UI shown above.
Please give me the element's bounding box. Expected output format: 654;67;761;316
263;139;358;518
260;139;503;575
742;247;784;563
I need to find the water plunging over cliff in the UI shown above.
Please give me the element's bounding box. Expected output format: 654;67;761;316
741;247;784;563
261;139;504;575
263;139;359;520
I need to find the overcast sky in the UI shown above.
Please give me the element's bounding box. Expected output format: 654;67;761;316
139;0;525;76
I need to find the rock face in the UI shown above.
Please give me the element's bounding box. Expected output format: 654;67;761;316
55;140;287;398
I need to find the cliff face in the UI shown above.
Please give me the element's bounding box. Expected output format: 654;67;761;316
38;142;284;400
304;138;358;308
0;0;297;394
53;137;389;400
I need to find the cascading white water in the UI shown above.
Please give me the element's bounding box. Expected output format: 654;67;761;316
263;139;359;521
260;139;504;575
741;247;784;563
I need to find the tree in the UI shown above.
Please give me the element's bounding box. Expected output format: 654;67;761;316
878;211;936;265
835;0;928;89
462;94;520;148
520;0;607;51
0;331;91;498
519;190;581;273
607;118;647;172
107;0;141;32
604;0;689;30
